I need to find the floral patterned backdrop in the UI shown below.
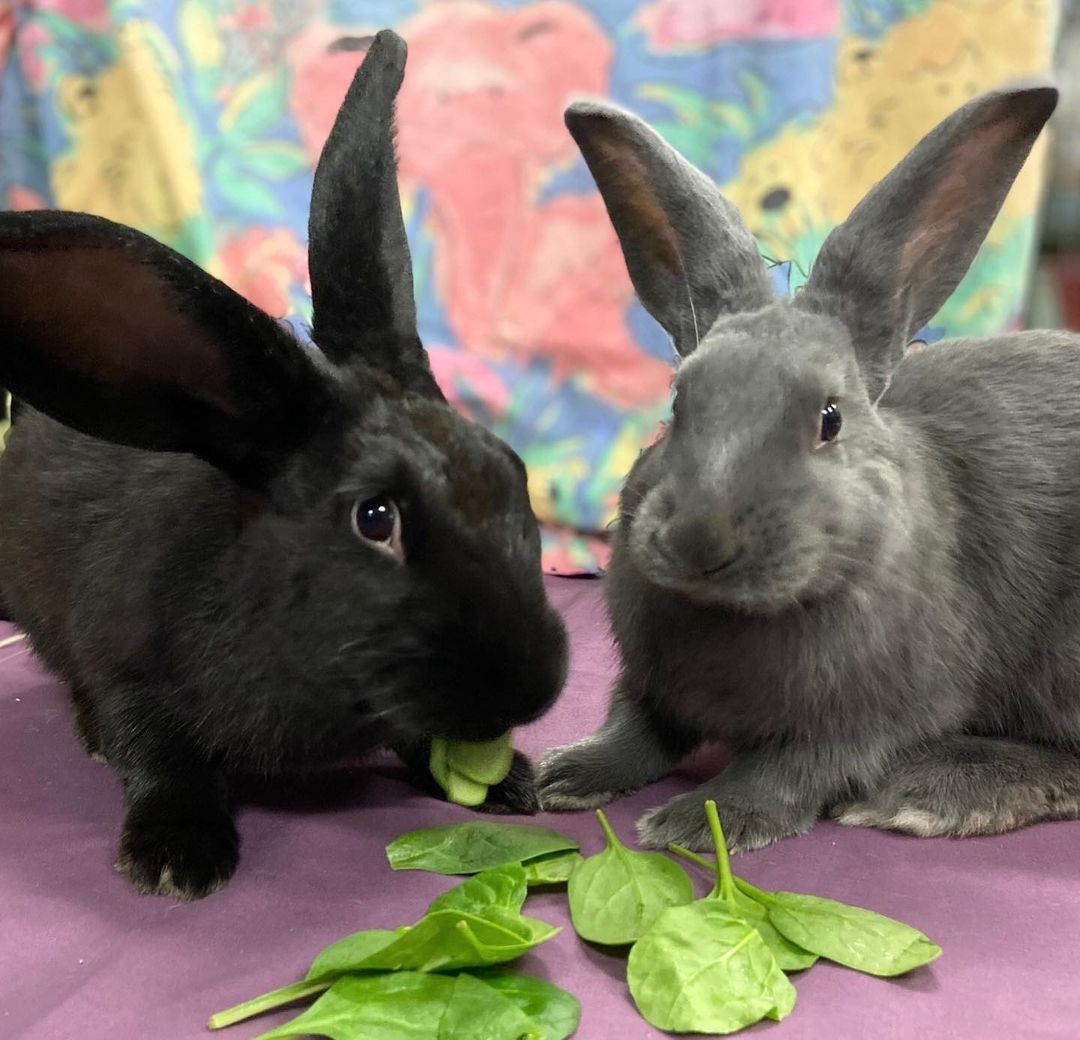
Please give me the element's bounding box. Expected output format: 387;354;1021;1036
0;0;1060;572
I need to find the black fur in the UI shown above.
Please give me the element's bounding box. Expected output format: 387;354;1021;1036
0;31;567;898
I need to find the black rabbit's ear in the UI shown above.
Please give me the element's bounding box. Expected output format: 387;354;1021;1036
307;29;442;400
0;211;333;486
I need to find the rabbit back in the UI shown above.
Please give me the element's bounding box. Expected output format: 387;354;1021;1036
884;331;1080;746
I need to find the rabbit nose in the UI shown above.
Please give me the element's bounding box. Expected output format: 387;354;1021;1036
658;514;742;578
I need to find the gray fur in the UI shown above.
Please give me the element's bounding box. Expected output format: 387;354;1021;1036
539;85;1080;853
565;102;773;357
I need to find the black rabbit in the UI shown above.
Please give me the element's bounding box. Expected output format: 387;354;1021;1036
0;31;567;898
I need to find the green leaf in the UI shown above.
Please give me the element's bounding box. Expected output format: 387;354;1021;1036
351;907;558;974
668;843;817;971
568;810;693;944
476;971;581;1040
737;69;770;117
436;973;544;1040
208;978;336;1031
627;900;796;1034
637;82;708;127
757;885;942;977
447;735;515;786
207;931;399;1027
521;850;583;887
240;141;311;180
386;822;578;875
254;971;541;1040
306;930;401;981
429;735;515;806
427;865;528;916
429;739;488;807
215;155;283;218
208;886;557;1029
220;68;289;139
731;887;818;972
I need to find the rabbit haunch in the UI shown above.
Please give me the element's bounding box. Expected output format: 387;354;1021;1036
538;84;1080;853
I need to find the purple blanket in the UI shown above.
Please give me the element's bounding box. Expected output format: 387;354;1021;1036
2;575;1078;1039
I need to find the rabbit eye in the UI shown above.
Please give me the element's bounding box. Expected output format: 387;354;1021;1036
819;400;842;444
351;496;403;561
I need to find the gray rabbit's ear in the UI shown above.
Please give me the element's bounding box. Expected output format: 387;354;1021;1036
799;84;1058;398
307;30;442;399
565;101;773;358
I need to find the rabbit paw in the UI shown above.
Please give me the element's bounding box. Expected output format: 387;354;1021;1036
536;742;623;811
116;802;239;899
477;751;541;816
832;797;955;837
831;736;1080;838
637;791;813;853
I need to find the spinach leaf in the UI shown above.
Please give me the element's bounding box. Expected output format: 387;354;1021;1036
567;810;693;945
430;736;515;807
627;899;796;1034
430;739;489;807
737;878;941;977
353;907;558;973
626;801;795;1034
427;865;528;916
209;883;556;1030
443;735;515;785
730;888;819;972
306;930;402;981
477;971;582;1040
521;851;583;887
436;972;544;1040
254;971;542;1040
208;931;399;1029
669;844;817;971
209;978;338;1031
387;822;578;875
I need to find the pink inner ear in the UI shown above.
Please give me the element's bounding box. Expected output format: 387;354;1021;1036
899;110;1024;291
0;246;236;417
585;122;685;279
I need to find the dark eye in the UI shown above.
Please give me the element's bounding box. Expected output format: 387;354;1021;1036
351;495;403;561
819;400;842;444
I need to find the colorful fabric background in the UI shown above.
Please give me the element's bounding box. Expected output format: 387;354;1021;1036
0;0;1060;572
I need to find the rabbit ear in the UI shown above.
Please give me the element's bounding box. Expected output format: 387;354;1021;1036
307;30;442;399
800;84;1058;398
565;100;773;358
0;211;332;486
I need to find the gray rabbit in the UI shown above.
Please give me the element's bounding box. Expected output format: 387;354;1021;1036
538;83;1080;853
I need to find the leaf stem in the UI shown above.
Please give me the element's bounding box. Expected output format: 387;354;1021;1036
667;843;714;873
207;977;331;1030
734;876;775;906
595;809;620;850
669;844;778;908
704;800;736;904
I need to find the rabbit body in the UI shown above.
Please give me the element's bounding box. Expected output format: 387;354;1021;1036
540;85;1080;851
0;32;566;897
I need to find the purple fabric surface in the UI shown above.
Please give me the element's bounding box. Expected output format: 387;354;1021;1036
2;575;1079;1040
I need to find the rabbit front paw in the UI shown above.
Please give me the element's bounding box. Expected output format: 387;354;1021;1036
477;750;541;816
116;800;239;900
637;790;814;853
536;741;625;811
